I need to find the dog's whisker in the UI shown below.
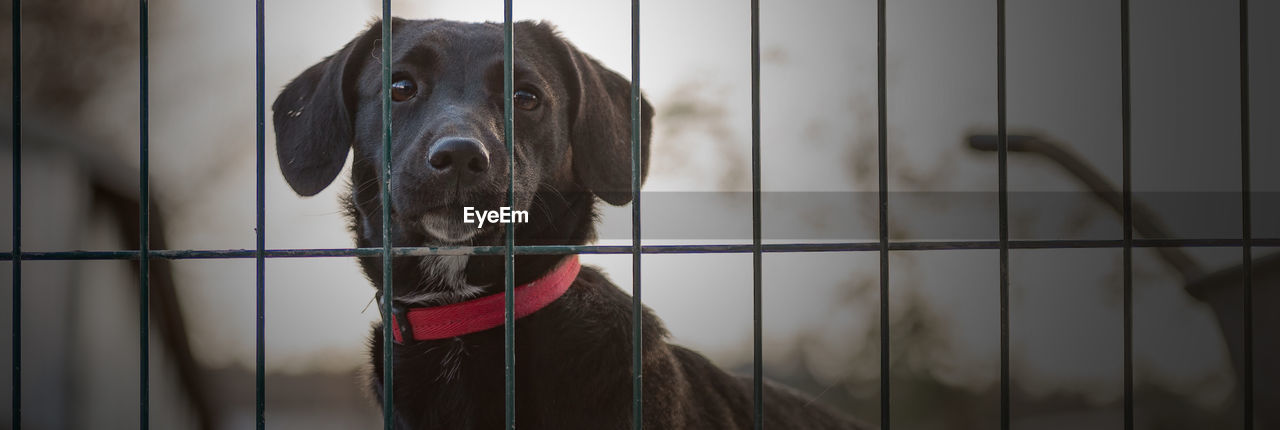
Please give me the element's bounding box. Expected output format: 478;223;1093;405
528;197;557;225
536;179;571;205
349;177;382;197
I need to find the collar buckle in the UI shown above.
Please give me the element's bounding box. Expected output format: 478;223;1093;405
375;291;415;345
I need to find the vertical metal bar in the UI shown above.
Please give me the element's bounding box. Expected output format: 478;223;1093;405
1119;0;1134;428
9;1;20;427
379;2;395;429
138;0;151;427
750;0;764;428
1238;0;1253;427
254;0;267;427
502;1;516;428
876;0;890;427
995;0;1010;428
630;0;644;428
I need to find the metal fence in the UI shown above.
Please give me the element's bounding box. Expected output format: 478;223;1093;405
6;0;1268;429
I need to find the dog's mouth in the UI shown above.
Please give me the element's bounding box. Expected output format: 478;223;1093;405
395;196;507;245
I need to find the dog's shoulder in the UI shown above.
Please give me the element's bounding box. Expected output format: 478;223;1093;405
538;264;671;346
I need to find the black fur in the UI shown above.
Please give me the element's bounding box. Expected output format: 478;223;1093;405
273;18;868;429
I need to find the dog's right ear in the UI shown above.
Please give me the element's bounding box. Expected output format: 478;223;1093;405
272;22;382;196
525;22;653;206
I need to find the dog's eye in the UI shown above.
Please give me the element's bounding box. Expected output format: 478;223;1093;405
513;89;539;110
390;77;417;102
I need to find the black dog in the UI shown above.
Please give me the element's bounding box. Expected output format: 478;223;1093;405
273;18;867;429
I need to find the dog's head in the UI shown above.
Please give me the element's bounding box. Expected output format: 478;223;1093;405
273;19;651;300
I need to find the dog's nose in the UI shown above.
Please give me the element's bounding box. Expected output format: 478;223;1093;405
427;137;490;184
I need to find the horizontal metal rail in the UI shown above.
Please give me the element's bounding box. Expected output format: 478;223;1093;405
4;238;1275;261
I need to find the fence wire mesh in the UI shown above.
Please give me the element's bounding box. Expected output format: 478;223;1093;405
3;0;1264;429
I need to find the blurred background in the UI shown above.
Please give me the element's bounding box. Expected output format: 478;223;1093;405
1;0;1277;428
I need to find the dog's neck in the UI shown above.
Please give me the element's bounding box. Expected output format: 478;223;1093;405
465;189;596;283
355;185;599;306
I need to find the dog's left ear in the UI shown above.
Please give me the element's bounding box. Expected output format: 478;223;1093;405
532;23;654;206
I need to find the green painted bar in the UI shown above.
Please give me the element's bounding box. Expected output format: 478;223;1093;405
749;0;764;428
503;1;517;427
4;238;1280;263
254;0;267;427
10;0;21;427
138;0;152;427
995;0;1010;428
1238;0;1254;427
379;2;395;429
876;0;890;426
630;0;644;427
1120;0;1134;428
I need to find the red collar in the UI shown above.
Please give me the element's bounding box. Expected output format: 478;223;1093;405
383;255;581;343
